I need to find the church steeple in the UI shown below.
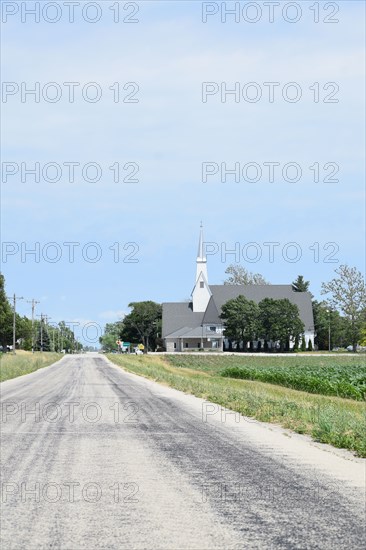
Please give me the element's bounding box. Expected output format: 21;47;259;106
195;222;208;284
197;222;206;262
192;223;211;312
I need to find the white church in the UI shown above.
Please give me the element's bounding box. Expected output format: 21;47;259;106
162;226;315;352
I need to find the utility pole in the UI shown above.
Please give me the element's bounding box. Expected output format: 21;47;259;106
59;327;63;353
36;314;50;352
44;315;52;352
27;299;40;353
7;294;24;355
36;314;44;352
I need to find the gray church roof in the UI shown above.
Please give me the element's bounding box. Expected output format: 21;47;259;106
163;284;314;338
209;285;314;331
202;296;220;325
165;326;206;339
162;302;204;338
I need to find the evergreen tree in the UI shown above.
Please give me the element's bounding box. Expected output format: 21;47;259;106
36;321;51;351
292;275;310;293
300;336;306;352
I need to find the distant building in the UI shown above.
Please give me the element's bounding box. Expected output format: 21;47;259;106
162;226;315;352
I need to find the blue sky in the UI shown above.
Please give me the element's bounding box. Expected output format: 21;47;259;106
1;1;365;345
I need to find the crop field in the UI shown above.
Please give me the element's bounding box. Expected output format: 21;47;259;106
109;354;366;457
166;355;366;400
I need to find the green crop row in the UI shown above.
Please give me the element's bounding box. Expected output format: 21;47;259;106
221;365;366;400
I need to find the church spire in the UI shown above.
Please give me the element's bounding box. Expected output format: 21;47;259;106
197;221;206;261
192;223;211;312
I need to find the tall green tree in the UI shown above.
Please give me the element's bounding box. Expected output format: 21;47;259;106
55;321;77;353
312;300;348;350
292;275;310;293
321;265;366;351
0;274;13;349
122;301;162;353
16;315;33;350
259;298;304;352
220;295;259;352
224;265;270;285
36;320;51;352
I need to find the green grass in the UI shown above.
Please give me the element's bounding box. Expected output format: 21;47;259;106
0;351;62;382
108;354;366;457
166;355;366;401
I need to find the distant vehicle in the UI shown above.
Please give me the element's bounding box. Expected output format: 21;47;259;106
134;348;143;355
347;345;363;352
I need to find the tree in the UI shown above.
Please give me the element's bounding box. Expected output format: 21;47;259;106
220;295;259;352
122;301;162;354
312;300;348;350
99;321;125;352
55;321;77;353
36;319;51;352
258;298;304;352
292;275;310;293
223;265;270;285
0;274;13;349
17;315;32;350
360;325;366;346
300;335;306;352
321;265;366;352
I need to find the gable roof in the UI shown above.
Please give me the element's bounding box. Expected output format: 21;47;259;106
164;326;193;339
191;270;211;297
162;302;204;338
209;285;314;331
202;296;221;325
165;326;206;339
162;285;315;338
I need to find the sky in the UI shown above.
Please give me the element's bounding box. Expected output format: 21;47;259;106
1;0;365;345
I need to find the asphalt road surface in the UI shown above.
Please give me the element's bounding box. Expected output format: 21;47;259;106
1;354;365;550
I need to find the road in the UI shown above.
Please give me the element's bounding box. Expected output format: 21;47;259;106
1;354;365;549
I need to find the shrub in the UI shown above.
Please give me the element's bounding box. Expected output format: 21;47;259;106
301;336;306;352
